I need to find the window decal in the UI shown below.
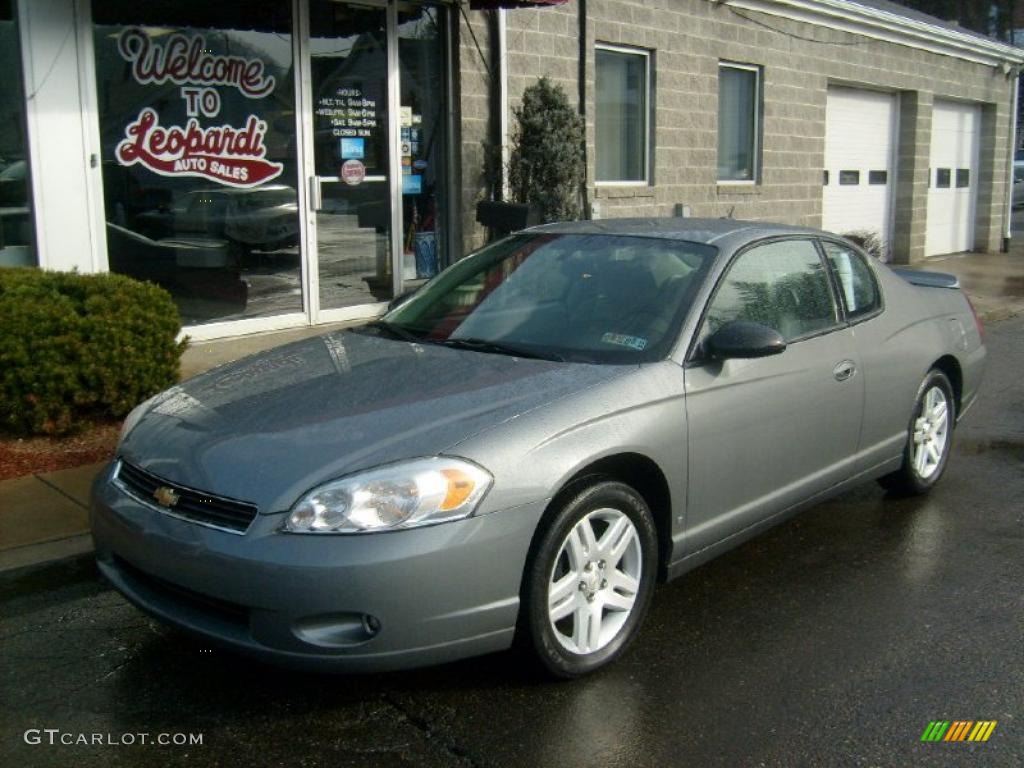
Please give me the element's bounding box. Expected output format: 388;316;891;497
113;28;283;188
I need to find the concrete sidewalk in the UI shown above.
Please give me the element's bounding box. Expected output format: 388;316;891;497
2;247;1022;573
0;320;352;572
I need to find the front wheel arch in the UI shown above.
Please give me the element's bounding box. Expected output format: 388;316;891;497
526;452;673;585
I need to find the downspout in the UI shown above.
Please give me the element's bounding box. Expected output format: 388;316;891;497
578;0;588;217
498;8;509;202
1003;70;1019;253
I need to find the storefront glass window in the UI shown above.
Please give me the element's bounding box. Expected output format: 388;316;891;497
0;0;35;267
92;1;301;326
399;6;447;280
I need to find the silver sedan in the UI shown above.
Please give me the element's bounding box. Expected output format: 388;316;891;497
90;219;985;677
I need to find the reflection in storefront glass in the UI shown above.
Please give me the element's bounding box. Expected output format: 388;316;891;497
92;1;301;326
0;0;35;267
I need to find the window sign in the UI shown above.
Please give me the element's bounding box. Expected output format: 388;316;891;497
93;1;300;327
113;28;283;188
341;137;365;160
403;174;423;195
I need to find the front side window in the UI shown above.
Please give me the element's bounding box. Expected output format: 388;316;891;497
704;239;837;342
822;241;880;320
717;63;760;182
382;234;716;363
0;0;34;267
596;46;650;183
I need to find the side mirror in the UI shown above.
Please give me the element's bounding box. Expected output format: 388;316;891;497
387;289;418;311
705;321;787;360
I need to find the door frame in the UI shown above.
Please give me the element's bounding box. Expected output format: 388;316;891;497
296;0;407;328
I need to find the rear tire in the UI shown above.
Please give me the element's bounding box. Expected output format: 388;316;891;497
521;481;657;678
879;369;955;496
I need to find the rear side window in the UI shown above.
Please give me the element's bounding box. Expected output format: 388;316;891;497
822;241;881;320
704;239;838;342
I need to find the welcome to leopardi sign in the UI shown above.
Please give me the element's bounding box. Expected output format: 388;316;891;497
113;27;284;188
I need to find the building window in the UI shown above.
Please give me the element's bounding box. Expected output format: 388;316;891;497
935;168;951;188
956;168;970;188
839;170;860;185
868;170;888;185
92;1;299;327
717;63;760;183
0;0;35;267
595;45;650;184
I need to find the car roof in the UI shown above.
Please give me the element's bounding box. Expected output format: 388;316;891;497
523;217;832;252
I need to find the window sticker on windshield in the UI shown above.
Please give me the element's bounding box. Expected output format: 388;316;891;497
601;333;648;351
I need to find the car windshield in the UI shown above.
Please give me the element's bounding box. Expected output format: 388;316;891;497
374;233;717;364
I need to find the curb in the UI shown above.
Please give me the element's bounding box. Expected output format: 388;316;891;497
0;534;93;574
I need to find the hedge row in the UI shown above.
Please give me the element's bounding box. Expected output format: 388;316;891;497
0;268;186;435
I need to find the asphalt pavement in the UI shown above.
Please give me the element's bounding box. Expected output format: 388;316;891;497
1;317;1022;768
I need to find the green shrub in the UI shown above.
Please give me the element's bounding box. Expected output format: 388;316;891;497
0;268;187;435
842;230;887;261
508;77;586;223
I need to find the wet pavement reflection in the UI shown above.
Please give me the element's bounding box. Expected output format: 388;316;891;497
2;318;1022;768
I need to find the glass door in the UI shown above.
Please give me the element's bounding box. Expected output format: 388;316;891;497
308;0;394;313
302;0;449;322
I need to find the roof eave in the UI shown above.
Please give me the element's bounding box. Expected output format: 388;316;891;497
722;0;1024;67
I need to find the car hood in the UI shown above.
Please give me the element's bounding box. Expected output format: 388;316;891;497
120;329;627;513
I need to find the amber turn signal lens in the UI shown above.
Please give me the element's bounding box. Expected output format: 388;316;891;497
440;469;476;511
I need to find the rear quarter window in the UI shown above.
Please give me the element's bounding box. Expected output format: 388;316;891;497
822;241;881;320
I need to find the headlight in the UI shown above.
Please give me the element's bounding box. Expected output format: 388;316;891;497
283;457;492;534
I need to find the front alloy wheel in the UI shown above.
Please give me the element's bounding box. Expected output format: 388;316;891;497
547;508;643;655
522;480;657;677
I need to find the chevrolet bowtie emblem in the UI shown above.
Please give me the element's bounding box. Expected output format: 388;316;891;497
153;486;180;508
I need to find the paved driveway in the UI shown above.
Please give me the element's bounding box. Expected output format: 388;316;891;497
2;318;1022;768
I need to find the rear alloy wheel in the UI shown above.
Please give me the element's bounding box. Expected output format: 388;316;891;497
880;370;955;496
522;481;657;678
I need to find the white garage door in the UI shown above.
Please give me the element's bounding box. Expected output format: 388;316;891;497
926;101;981;256
823;87;897;252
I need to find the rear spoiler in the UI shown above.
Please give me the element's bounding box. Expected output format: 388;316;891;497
891;268;960;289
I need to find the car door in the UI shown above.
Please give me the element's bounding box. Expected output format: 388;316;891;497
682;237;864;553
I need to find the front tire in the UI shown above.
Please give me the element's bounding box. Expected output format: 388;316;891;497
521;481;657;678
879;369;955;496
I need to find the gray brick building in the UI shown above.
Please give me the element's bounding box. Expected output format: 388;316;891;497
458;0;1024;265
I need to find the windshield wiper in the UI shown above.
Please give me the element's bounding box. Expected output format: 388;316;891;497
365;320;426;344
439;337;565;362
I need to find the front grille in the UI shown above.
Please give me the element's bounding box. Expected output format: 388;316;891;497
114;555;249;627
115;459;258;534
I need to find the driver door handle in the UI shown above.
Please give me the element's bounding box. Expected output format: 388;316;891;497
833;360;856;382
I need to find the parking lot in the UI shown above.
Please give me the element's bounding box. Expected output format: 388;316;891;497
1;315;1022;768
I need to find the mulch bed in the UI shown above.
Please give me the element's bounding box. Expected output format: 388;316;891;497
0;423;121;481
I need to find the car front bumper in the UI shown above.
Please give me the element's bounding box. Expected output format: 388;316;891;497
90;463;546;672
